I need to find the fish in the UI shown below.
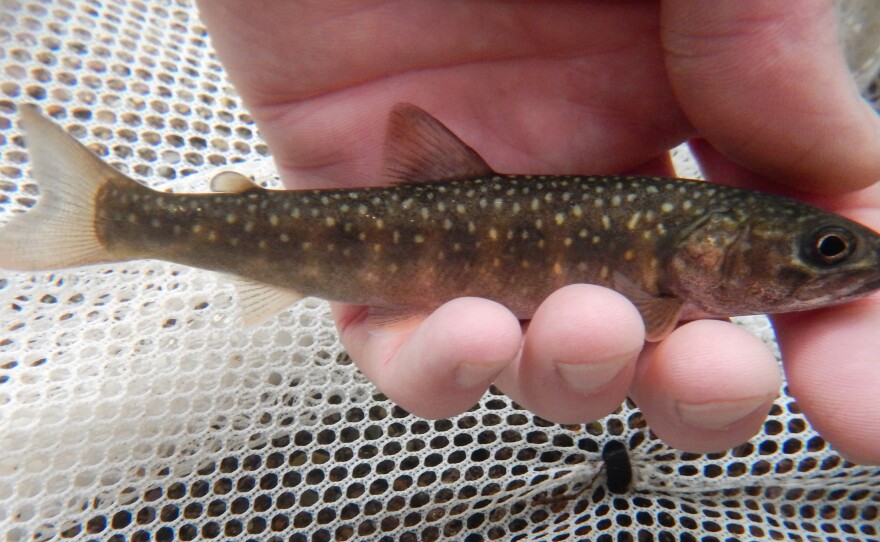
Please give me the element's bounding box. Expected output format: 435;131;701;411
1;103;880;341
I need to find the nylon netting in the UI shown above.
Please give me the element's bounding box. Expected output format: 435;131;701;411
1;1;879;541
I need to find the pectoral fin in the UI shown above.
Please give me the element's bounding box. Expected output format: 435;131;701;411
613;272;682;342
230;276;304;326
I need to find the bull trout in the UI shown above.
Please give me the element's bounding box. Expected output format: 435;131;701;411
1;104;880;340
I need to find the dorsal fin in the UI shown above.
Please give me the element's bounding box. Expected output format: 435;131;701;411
382;103;495;184
210;171;262;193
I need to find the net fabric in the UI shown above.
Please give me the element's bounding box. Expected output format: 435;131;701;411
1;1;879;541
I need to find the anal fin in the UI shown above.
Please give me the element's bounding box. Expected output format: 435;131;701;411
613;272;682;342
366;305;428;330
230;276;304;326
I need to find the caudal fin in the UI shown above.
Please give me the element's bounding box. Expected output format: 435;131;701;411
0;105;131;271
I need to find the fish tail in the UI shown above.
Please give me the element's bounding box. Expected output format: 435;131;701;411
0;105;130;271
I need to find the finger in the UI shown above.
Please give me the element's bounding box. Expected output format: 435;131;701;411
332;298;522;419
494;285;644;424
690;137;880;215
774;297;880;465
630;320;781;453
662;0;880;193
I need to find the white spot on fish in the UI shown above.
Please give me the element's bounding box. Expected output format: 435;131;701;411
627;212;641;230
611;195;622;206
302;242;313;250
193;224;203;234
269;214;280;227
375;218;385;230
594;198;604;208
150;218;161;228
468;222;476;234
279;233;290;242
207;231;218;242
325;217;336;227
601;215;611;230
244;222;255;233
646;185;659;194
225;214;237;224
414;234;425;244
571;205;583;218
626;193;637;203
488;228;498;240
531;198;540;211
682;200;693;211
592;236;601;244
443;218;453;230
258;239;268;249
421;207;430;220
512;202;521;214
563;238;573;247
555;213;565;226
393;231;401;244
494;198;503;210
661;202;674;213
358;204;368;215
456;204;467;214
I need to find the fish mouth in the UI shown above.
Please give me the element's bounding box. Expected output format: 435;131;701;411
852;275;880;297
793;268;880;305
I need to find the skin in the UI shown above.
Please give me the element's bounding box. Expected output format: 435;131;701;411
195;0;880;462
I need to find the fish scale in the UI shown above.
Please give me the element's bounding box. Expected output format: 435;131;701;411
1;104;879;340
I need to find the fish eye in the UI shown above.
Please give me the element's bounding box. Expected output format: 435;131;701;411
805;226;855;266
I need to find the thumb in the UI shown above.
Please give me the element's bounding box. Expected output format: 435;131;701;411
662;0;880;194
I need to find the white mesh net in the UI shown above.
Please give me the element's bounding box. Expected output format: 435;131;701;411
1;1;879;541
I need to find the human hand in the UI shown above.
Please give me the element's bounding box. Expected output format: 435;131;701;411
197;0;880;462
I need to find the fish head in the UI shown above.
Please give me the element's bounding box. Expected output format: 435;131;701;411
666;201;880;317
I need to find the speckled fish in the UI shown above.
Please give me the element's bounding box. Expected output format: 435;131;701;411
2;104;880;340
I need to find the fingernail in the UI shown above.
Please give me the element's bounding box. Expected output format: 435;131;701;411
676;395;774;430
454;361;499;389
556;360;623;395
